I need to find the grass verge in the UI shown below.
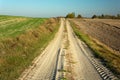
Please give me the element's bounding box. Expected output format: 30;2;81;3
0;18;60;80
70;21;120;78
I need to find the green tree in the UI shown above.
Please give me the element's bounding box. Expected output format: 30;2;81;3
101;14;104;18
77;14;82;18
117;14;120;19
92;15;97;19
66;12;75;18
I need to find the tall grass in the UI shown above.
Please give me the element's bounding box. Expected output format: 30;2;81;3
70;21;120;78
0;16;60;80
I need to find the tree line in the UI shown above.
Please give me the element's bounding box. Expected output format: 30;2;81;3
65;12;120;19
92;14;120;19
66;12;82;18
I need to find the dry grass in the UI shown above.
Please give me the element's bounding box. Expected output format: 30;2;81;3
70;21;120;78
0;17;60;80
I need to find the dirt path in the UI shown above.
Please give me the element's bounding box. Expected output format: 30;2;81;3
65;20;102;80
18;18;65;80
18;18;117;80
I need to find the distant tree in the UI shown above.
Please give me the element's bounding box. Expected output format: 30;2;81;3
117;14;120;17
101;14;104;18
92;15;97;19
77;14;82;18
111;15;116;19
117;14;120;19
66;12;75;18
91;14;120;19
104;15;115;19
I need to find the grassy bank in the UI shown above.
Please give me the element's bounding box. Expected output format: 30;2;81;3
0;16;60;80
70;21;120;78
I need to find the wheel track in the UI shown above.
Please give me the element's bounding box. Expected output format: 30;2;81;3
18;18;118;80
75;29;119;80
18;18;65;80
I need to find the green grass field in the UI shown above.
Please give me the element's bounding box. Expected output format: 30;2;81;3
0;16;47;38
0;15;59;80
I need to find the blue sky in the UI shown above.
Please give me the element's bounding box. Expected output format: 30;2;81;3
0;0;120;17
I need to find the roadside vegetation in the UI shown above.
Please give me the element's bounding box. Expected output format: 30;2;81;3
0;15;60;80
70;21;120;78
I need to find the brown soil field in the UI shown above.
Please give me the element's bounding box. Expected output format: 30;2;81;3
70;19;120;53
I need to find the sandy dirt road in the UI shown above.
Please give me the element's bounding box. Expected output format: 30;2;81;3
18;18;65;80
65;20;102;80
18;18;117;80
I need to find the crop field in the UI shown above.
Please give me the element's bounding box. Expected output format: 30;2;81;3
70;19;120;78
0;15;59;80
71;19;120;53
